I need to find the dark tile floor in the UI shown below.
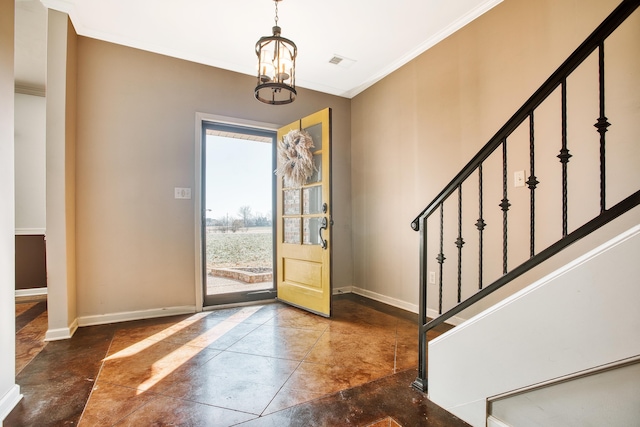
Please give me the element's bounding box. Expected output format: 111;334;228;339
8;294;469;427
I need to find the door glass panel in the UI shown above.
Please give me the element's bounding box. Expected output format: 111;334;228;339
306;154;322;183
303;185;323;214
284;189;301;215
284;218;301;244
303;217;323;245
203;126;276;307
305;123;322;152
283;176;296;189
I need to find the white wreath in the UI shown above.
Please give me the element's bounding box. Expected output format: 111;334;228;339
275;129;316;187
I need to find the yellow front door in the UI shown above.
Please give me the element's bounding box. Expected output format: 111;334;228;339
276;108;332;316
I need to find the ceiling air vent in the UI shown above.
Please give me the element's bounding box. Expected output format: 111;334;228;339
328;55;356;69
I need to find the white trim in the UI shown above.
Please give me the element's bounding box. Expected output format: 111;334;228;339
15;287;48;297
0;384;22;422
332;286;353;295
194;112;279;313
39;0;75;12
77;305;197;327
487;415;512;427
45;318;78;341
14;228;46;235
347;287;463;326
197;113;279;132
194;113;204;313
351;286;418;314
488;354;640;403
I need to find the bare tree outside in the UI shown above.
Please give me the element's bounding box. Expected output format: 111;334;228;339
238;205;252;228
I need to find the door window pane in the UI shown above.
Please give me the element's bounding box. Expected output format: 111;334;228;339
306;154;322;183
284;218;301;244
283;175;296;189
284;189;300;215
305;123;322;152
303;217;323;245
303;185;323;214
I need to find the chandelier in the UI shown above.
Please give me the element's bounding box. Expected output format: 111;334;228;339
255;0;297;105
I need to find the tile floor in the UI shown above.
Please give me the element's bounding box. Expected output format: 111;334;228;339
14;296;48;375
8;294;469;426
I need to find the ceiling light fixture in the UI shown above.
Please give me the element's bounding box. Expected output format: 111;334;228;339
255;0;297;105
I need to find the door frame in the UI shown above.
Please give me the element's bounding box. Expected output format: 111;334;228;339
194;113;279;312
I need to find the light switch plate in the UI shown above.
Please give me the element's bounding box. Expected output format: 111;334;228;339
514;170;526;188
174;187;191;199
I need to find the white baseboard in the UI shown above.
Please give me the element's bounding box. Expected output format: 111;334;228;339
0;384;22;422
341;286;465;326
351;286;419;314
45;318;78;341
333;286;353;295
77;306;197;327
15;287;48;297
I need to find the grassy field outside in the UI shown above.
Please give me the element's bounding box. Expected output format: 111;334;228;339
206;226;273;269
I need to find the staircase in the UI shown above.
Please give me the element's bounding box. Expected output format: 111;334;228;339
410;0;640;423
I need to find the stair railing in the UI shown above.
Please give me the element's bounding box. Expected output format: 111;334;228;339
411;0;640;392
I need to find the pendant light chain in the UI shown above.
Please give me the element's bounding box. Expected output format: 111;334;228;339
274;0;279;27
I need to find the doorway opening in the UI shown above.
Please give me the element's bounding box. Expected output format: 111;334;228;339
202;122;276;307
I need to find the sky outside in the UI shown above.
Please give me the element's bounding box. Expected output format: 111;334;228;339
205;135;273;221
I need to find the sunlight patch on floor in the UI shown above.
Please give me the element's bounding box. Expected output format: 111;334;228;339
135;306;264;392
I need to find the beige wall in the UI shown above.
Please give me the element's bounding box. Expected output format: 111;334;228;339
0;0;19;418
14;94;47;234
74;36;351;319
351;0;639;317
45;10;79;339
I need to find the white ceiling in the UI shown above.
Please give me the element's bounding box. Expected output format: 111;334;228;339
16;0;503;98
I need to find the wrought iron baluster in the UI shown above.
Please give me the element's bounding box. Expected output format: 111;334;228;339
528;112;540;258
476;164;485;289
414;215;428;392
500;140;511;274
456;185;465;303
558;79;572;237
595;42;611;213
436;203;445;315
